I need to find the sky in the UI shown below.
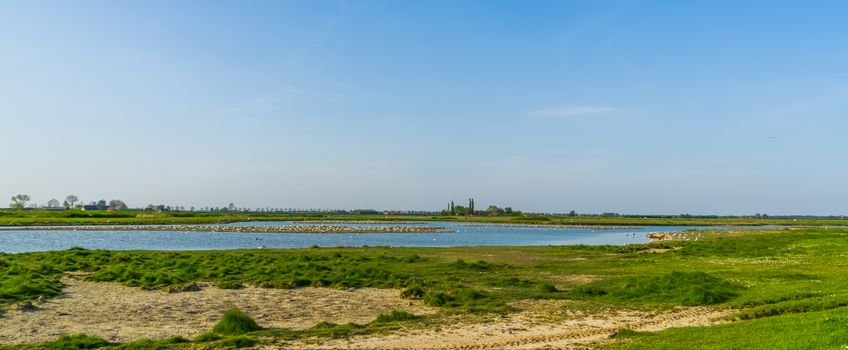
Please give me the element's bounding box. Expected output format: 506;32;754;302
1;0;847;215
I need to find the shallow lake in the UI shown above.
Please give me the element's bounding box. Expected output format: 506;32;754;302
0;221;745;253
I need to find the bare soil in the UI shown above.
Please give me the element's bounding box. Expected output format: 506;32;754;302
0;277;435;344
1;277;730;349
280;301;730;350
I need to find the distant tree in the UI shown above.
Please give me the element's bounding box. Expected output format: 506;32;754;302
47;198;60;208
454;205;467;216
504;207;514;215
228;202;236;211
65;195;79;208
486;205;504;216
10;194;31;209
568;210;577;217
63;200;70;208
108;200;128;211
95;200;107;210
450;201;455;215
190;206;195;211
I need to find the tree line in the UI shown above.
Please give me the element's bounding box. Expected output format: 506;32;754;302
441;198;521;216
9;194;127;211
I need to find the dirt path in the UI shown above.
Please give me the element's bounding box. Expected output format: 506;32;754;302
280;302;730;349
0;277;435;344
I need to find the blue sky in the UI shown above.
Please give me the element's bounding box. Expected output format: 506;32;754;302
2;1;847;214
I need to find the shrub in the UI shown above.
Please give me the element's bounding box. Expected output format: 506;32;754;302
212;308;261;335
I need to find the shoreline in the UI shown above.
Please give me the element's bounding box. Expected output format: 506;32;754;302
0;224;454;234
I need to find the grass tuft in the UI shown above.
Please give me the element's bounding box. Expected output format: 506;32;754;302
212;308;261;335
374;310;422;323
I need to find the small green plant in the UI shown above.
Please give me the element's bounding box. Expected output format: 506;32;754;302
212;308;261;335
374;310;421;323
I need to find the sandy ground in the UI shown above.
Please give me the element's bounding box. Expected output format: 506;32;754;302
0;276;435;344
1;277;730;349
278;301;730;350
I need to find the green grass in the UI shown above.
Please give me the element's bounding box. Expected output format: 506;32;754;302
112;337;189;350
8;227;848;348
573;271;744;306
212;308;261;335
608;306;848;349
1;208;846;226
43;334;111;350
374;310;422;323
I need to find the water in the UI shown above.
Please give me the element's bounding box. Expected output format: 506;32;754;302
0;221;739;253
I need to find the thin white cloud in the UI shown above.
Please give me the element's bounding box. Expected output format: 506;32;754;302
528;105;616;118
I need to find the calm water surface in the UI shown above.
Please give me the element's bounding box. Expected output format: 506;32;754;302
0;221;740;253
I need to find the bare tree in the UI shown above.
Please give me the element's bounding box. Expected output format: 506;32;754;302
10;194;31;209
66;194;79;208
47;198;60;208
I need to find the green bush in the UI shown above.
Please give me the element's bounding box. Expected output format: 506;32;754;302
212;308;261;335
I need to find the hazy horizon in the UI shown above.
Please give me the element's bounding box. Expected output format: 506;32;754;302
3;1;847;215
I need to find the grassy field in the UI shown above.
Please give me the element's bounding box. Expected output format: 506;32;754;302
1;208;847;226
3;227;848;348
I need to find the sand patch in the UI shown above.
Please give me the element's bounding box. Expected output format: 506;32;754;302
0;277;434;344
281;304;730;349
